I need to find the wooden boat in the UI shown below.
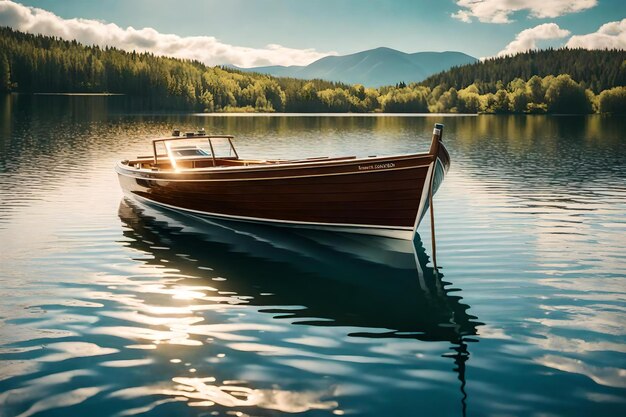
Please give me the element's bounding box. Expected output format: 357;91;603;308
115;123;450;240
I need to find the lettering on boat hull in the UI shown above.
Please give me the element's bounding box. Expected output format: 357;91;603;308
358;162;396;171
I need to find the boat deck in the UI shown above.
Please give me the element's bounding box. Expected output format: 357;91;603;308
123;155;359;171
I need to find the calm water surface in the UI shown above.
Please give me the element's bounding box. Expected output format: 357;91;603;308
1;95;625;417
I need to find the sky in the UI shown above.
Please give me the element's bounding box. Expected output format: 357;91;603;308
0;0;625;67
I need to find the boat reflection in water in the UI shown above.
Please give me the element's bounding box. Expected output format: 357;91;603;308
118;198;481;415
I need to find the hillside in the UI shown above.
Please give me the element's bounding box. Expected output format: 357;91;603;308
421;48;626;93
0;26;348;111
0;27;624;114
237;47;477;87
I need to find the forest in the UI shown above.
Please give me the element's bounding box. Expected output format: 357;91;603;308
1;26;625;114
420;48;626;94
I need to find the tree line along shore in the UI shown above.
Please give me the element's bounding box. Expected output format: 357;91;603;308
1;27;625;114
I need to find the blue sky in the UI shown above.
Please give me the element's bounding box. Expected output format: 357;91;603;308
3;0;625;65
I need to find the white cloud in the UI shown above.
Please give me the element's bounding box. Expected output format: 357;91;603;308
452;0;597;24
0;0;335;67
494;19;626;57
566;18;626;50
496;23;571;56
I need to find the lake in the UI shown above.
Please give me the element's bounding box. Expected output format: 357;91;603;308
1;94;625;417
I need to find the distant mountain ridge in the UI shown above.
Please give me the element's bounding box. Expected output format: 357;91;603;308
236;47;477;87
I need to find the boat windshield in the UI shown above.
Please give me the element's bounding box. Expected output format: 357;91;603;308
152;135;238;167
170;147;210;157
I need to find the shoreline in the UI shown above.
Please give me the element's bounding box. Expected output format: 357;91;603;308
3;93;618;116
32;92;125;96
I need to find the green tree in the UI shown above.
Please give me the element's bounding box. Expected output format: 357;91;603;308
457;85;482;113
431;87;458;112
317;88;352;112
526;75;545;103
262;79;286;111
597;86;626;113
362;88;381;112
199;90;214;112
489;89;510;113
380;87;429;113
352;84;366;100
0;52;10;92
508;77;526;92
509;89;529;113
545;74;593;114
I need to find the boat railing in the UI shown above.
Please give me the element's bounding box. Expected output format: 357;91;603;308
151;134;238;167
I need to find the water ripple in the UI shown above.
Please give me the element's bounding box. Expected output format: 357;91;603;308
1;108;625;416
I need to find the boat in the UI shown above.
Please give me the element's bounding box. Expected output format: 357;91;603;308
115;123;450;240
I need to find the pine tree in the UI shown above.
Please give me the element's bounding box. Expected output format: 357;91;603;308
0;52;10;92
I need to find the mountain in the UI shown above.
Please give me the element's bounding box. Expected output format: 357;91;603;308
236;47;477;87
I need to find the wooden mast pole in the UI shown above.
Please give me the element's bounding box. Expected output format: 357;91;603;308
429;123;444;270
429;173;438;270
